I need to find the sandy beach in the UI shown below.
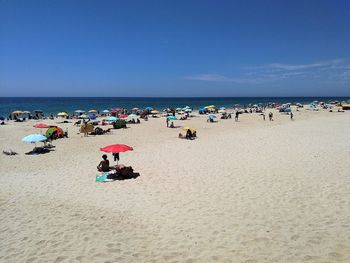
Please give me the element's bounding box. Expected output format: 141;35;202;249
1;108;350;262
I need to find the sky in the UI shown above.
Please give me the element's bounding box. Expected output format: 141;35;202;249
0;0;349;97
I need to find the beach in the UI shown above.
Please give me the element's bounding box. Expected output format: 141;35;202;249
1;108;350;262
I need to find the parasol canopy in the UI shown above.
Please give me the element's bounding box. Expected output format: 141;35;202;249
33;123;49;128
22;134;47;143
167;116;177;120
100;144;133;153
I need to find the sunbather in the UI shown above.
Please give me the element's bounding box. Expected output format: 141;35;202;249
97;154;111;172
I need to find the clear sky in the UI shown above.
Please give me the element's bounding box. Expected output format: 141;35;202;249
0;0;349;97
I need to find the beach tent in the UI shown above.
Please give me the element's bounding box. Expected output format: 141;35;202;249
46;127;64;138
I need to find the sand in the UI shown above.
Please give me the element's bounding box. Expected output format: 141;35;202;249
1;108;350;262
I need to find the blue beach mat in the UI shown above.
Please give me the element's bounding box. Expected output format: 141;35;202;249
96;173;109;182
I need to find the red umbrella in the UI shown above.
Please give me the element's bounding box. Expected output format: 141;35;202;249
33;123;49;128
132;107;140;111
100;144;133;153
118;114;128;118
33;123;49;134
114;108;123;111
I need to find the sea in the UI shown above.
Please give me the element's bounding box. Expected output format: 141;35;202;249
0;97;349;117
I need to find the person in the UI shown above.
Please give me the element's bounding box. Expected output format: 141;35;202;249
170;121;175;128
97;154;111;172
136;118;140;124
269;112;273;121
235;111;239;121
290;112;294;120
113;152;119;162
262;113;265;121
166;118;169;127
186;129;192;139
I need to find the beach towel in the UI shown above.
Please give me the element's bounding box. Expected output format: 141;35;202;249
95;173;114;182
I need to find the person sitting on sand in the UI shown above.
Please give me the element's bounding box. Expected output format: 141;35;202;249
97;154;111;172
170;121;175;128
186;129;192;139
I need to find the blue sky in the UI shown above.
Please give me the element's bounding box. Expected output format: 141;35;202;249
0;0;349;97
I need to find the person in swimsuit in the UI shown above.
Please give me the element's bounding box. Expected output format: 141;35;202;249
97;154;110;172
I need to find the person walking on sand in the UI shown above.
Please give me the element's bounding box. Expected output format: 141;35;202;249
269;112;273;121
290;112;294;120
235;111;239;122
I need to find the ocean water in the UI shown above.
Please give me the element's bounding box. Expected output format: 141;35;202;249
0;97;349;117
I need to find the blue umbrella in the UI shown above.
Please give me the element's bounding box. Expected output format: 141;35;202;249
167;116;177;120
22;134;47;143
106;116;118;121
0;116;5;121
88;114;97;120
208;115;217;119
145;107;153;111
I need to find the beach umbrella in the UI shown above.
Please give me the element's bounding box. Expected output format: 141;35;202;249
0;116;5;121
33;123;49;134
75;110;85;113
79;114;89;119
22;134;47;144
33;123;49;129
100;144;133;164
167;116;177;120
106;116;118;121
208;115;217;119
132;107;140;111
184;109;192;112
23;111;31;114
12;110;23;115
128;114;137;118
118;114;128;119
175;107;182;111
220;107;226;110
57;112;68;117
100;144;133;153
102;110;110;113
183;127;196;132
88;109;97;113
145;107;153;111
218;109;226;113
88;114;97;120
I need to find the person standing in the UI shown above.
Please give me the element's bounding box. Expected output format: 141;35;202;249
166;118;169;127
290;112;294;120
235;111;239;122
269;112;273;121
